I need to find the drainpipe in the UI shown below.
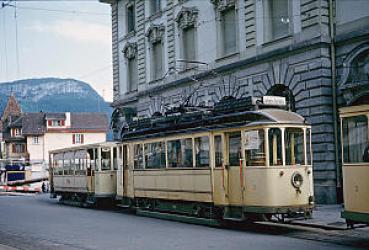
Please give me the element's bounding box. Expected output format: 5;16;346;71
328;0;341;201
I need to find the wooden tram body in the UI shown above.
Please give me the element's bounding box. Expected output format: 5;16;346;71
340;104;369;226
50;96;314;222
49;142;119;205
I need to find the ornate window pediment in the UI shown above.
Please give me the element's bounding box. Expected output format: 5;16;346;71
338;43;369;105
175;7;199;29
122;42;137;59
210;0;236;11
146;24;165;44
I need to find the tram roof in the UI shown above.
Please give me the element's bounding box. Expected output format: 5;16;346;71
121;108;308;141
49;141;119;154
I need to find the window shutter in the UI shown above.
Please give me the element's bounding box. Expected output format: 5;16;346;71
48;120;52;126
81;134;84;144
61;120;65;126
72;134;76;144
12;144;16;153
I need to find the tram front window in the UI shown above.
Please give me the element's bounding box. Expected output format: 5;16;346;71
268;128;282;166
343;115;369;163
167;138;193;168
195;136;209;168
285;128;305;165
244;129;265;166
228;132;241;166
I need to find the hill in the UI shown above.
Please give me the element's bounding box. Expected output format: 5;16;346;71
0;78;112;114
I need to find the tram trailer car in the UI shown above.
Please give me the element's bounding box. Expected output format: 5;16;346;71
49;142;119;206
50;96;315;223
340;104;369;227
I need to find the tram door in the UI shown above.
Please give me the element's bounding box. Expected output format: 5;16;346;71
122;145;130;197
87;149;96;192
225;132;244;205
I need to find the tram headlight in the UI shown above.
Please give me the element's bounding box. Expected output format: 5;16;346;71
291;172;303;188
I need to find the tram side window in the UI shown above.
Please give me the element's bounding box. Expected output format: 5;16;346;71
134;144;144;169
195;136;209;168
244;129;265;166
167;138;193;168
63;160;71;175
113;147;118;170
80;159;87;175
214;135;223;167
101;148;111;171
145;142;166;169
53;160;59;175
75;159;81;175
69;159;75;175
285;128;305;165
87;149;97;171
306;128;312;165
57;160;63;175
228;132;241;166
268;128;282;166
343;115;369;163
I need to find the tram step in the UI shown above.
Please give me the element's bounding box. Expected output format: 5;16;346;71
116;204;130;209
223;217;244;222
136;209;221;226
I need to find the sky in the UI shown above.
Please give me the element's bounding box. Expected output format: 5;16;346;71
0;0;113;101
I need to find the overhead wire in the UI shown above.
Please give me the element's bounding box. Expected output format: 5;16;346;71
1;5;9;80
14;0;20;78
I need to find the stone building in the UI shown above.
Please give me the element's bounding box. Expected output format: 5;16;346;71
101;0;369;204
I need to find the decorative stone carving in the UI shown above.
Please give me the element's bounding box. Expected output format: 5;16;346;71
175;7;199;29
210;0;236;11
146;24;165;44
122;42;137;59
338;43;369;105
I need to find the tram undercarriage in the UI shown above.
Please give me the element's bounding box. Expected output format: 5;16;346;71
116;197;314;225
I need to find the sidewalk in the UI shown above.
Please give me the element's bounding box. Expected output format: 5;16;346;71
287;204;367;230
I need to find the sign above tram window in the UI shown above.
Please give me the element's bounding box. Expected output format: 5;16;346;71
262;96;286;106
245;130;260;150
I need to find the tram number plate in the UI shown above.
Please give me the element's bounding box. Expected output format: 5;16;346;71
263;96;286;106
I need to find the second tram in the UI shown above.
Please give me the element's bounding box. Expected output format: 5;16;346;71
340;103;369;227
49;142;119;205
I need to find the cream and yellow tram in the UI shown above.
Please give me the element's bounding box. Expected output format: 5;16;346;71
49;142;119;206
115;97;314;222
340;104;369;226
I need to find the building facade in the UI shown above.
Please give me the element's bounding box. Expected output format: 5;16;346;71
102;0;369;204
22;112;109;165
0;95;23;160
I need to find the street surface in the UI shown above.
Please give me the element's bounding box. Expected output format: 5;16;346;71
0;194;368;250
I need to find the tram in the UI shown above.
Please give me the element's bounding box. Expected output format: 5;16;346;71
49;142;119;206
49;96;314;223
340;103;369;227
